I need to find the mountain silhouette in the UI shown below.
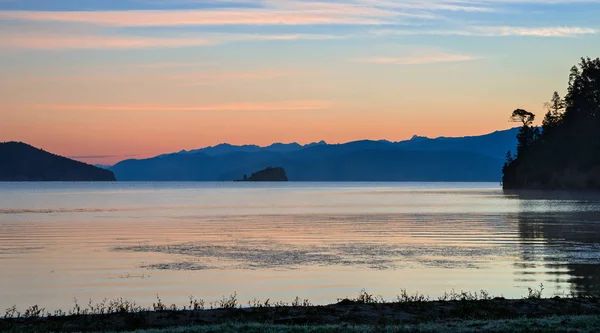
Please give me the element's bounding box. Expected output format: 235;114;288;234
0;142;116;181
110;128;518;181
167;140;328;157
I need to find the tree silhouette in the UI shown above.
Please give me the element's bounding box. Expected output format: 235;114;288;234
510;109;539;158
541;91;565;138
510;109;535;126
502;57;600;189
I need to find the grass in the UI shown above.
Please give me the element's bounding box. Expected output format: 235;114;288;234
59;315;600;333
3;285;600;332
0;285;551;319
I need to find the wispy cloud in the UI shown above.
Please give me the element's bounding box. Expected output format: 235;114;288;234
476;26;597;37
0;0;595;52
0;6;398;27
373;26;598;38
0;33;213;49
11;69;294;86
0;31;341;50
356;52;477;65
133;61;218;68
0;0;595;29
31;101;332;112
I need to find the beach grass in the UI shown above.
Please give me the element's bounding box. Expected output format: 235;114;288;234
3;286;600;332
107;315;600;333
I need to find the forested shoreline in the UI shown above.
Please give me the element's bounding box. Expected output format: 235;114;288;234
503;57;600;189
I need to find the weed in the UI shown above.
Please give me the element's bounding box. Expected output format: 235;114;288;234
107;298;141;313
437;289;492;302
527;283;545;299
353;289;385;304
23;305;44;318
397;289;430;303
4;305;19;319
69;298;81;316
292;297;312;307
153;295;167;311
189;296;204;310
218;292;238;309
273;301;289;307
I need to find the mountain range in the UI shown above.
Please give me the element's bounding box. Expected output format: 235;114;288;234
110;128;519;181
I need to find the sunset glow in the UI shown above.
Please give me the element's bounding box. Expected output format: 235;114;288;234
1;0;599;164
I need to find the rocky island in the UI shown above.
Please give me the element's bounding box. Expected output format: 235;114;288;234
0;142;116;181
237;167;288;182
502;57;600;190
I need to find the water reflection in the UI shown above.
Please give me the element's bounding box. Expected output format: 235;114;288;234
4;183;600;311
507;190;600;294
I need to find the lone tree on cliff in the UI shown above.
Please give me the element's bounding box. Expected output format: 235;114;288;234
510;108;539;159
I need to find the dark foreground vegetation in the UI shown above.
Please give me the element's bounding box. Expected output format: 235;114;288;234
3;287;600;332
503;57;600;189
0;142;116;181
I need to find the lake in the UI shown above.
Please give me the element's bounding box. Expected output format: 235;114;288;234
1;182;600;311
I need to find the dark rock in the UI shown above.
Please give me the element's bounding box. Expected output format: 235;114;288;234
237;167;288;182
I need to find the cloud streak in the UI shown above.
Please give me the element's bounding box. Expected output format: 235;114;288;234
30;101;332;112
357;52;477;65
0;31;341;50
476;26;597;37
373;26;598;38
0;6;399;27
0;33;213;49
11;69;294;86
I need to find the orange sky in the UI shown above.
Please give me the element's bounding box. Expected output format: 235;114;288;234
1;0;599;165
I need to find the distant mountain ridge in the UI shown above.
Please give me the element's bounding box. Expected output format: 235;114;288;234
166;140;328;157
0;142;116;181
110;128;519;181
155;129;517;160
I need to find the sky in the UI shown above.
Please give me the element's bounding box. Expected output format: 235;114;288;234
1;0;599;165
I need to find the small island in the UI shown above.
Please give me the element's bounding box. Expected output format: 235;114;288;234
0;142;116;181
502;57;600;190
236;167;288;182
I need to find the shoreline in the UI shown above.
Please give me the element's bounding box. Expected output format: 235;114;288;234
3;290;600;332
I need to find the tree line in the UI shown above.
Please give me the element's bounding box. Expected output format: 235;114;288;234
502;57;600;189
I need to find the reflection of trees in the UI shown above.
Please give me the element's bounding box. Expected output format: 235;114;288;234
506;190;600;294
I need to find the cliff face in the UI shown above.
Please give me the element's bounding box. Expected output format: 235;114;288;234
241;167;288;182
0;142;117;181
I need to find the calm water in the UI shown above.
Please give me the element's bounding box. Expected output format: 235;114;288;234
1;182;600;311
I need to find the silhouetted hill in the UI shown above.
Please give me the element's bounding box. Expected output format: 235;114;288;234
162;129;518;161
170;140;328;157
396;128;520;159
0;142;116;181
111;128;515;181
218;150;502;182
237;167;288;181
112;151;285;181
